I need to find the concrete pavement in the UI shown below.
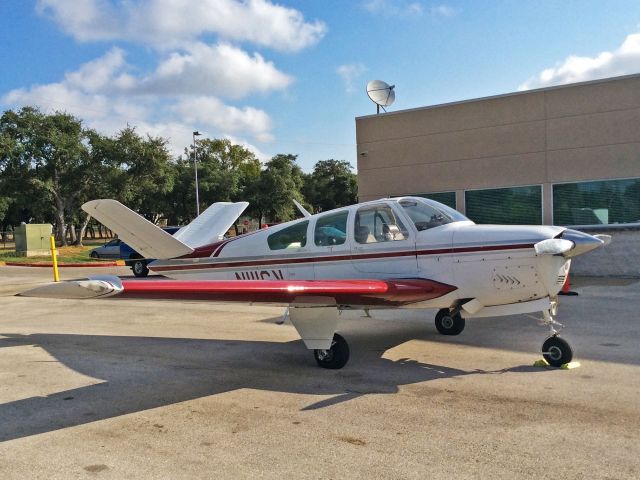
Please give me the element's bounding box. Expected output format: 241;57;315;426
0;266;638;479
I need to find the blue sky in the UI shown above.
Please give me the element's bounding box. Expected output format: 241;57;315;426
2;1;640;171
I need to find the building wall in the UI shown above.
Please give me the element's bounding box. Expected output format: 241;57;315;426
356;74;640;224
355;74;640;276
570;228;640;277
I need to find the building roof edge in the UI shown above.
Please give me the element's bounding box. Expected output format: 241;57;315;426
355;73;640;121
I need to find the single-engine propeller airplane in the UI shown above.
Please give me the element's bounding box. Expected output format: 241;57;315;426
22;196;610;370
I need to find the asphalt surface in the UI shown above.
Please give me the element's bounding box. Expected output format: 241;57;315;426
0;266;638;479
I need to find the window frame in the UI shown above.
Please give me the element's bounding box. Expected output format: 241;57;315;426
313;210;349;247
353;202;411;245
267;220;310;251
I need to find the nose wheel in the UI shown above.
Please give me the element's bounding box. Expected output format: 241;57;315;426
542;335;573;367
538;307;574;367
314;333;350;369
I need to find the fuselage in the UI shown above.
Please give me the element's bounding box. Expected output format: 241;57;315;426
148;197;587;311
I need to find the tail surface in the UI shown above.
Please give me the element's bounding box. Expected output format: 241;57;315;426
82;199;194;259
173;201;248;247
82;199;249;260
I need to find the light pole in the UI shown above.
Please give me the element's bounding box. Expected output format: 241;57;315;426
192;130;202;216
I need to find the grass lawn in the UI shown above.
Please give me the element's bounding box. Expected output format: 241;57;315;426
0;240;116;264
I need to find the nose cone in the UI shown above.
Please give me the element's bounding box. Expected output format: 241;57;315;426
560;229;609;257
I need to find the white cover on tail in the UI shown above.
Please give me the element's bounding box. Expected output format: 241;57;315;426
173;201;248;247
82;199;194;259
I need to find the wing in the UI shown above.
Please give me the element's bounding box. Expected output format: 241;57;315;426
20;276;457;307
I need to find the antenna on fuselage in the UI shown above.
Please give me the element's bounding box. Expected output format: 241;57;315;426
293;199;311;218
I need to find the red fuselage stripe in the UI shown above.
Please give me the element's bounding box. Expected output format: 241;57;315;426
151;243;535;273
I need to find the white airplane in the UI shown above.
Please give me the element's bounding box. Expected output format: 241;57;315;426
23;196;610;370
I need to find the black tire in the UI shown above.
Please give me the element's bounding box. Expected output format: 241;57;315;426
132;260;149;277
314;333;350;369
90;251;99;259
435;309;465;335
542;336;573;367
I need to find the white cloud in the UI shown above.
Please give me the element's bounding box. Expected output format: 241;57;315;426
519;33;640;90
363;0;424;17
36;0;326;52
336;63;368;94
172;96;273;142
64;47;134;93
2;49;276;151
430;5;457;18
137;43;293;99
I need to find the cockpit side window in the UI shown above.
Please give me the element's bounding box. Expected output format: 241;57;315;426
314;211;348;247
354;205;409;244
399;200;455;231
267;221;309;250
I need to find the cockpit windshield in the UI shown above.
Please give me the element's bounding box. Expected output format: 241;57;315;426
399;197;470;231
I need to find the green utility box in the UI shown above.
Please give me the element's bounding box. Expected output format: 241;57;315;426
14;224;53;257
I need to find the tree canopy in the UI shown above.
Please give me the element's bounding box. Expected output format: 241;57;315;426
0;106;358;243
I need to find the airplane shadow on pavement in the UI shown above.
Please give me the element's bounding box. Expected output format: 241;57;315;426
0;325;547;442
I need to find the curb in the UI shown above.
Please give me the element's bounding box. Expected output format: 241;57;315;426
3;261;121;268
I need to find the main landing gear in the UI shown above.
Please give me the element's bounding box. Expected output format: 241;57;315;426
435;308;465;335
313;333;350;369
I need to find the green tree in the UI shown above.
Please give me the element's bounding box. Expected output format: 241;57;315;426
0;107;93;245
250;154;305;225
110;127;175;223
302;159;358;212
168;138;260;226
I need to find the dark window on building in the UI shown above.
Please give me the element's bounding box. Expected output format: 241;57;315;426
267;221;309;250
553;178;640;226
314;211;348;246
465;185;542;225
395;192;456;209
416;192;456;210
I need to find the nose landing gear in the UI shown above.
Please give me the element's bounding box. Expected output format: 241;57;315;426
542;335;573;367
540;308;574;367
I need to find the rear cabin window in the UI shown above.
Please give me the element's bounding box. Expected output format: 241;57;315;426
314;211;348;246
354;205;408;244
267;221;309;250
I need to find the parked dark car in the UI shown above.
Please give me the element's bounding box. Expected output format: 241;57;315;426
89;227;181;277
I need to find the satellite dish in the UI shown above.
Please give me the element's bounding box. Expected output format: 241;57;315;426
366;80;395;114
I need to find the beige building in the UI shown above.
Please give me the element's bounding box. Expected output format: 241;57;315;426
355;74;640;275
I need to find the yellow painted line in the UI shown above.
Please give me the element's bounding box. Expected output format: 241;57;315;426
0;261;5;266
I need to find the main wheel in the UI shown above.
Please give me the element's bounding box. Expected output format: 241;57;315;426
435;309;465;335
314;333;350;369
132;260;149;277
90;251;99;259
542;336;573;367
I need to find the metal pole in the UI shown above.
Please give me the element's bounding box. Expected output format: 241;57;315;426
50;235;59;282
193;131;201;217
